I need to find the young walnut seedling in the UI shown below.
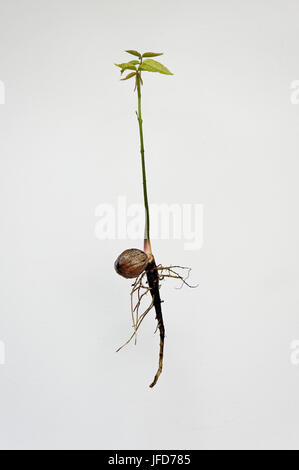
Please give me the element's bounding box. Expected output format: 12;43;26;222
114;50;197;388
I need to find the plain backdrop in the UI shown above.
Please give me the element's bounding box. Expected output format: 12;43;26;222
1;0;299;450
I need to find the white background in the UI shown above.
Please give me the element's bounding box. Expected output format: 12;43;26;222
1;0;299;450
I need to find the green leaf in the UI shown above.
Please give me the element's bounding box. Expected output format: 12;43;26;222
139;59;173;75
142;52;163;58
125;50;141;58
128;60;139;65
115;62;137;70
120;72;136;81
115;62;137;74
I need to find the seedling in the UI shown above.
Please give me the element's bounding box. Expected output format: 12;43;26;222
114;50;196;388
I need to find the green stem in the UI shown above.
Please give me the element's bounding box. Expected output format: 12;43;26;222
136;73;152;255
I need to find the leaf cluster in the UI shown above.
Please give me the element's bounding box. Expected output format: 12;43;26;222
115;50;173;88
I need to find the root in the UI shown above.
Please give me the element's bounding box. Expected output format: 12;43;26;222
116;270;154;352
149;316;164;388
145;259;164;388
116;299;154;352
116;262;197;388
156;265;198;289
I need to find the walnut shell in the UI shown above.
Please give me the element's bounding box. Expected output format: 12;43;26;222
114;248;149;279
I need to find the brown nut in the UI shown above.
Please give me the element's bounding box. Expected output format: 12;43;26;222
114;248;149;279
